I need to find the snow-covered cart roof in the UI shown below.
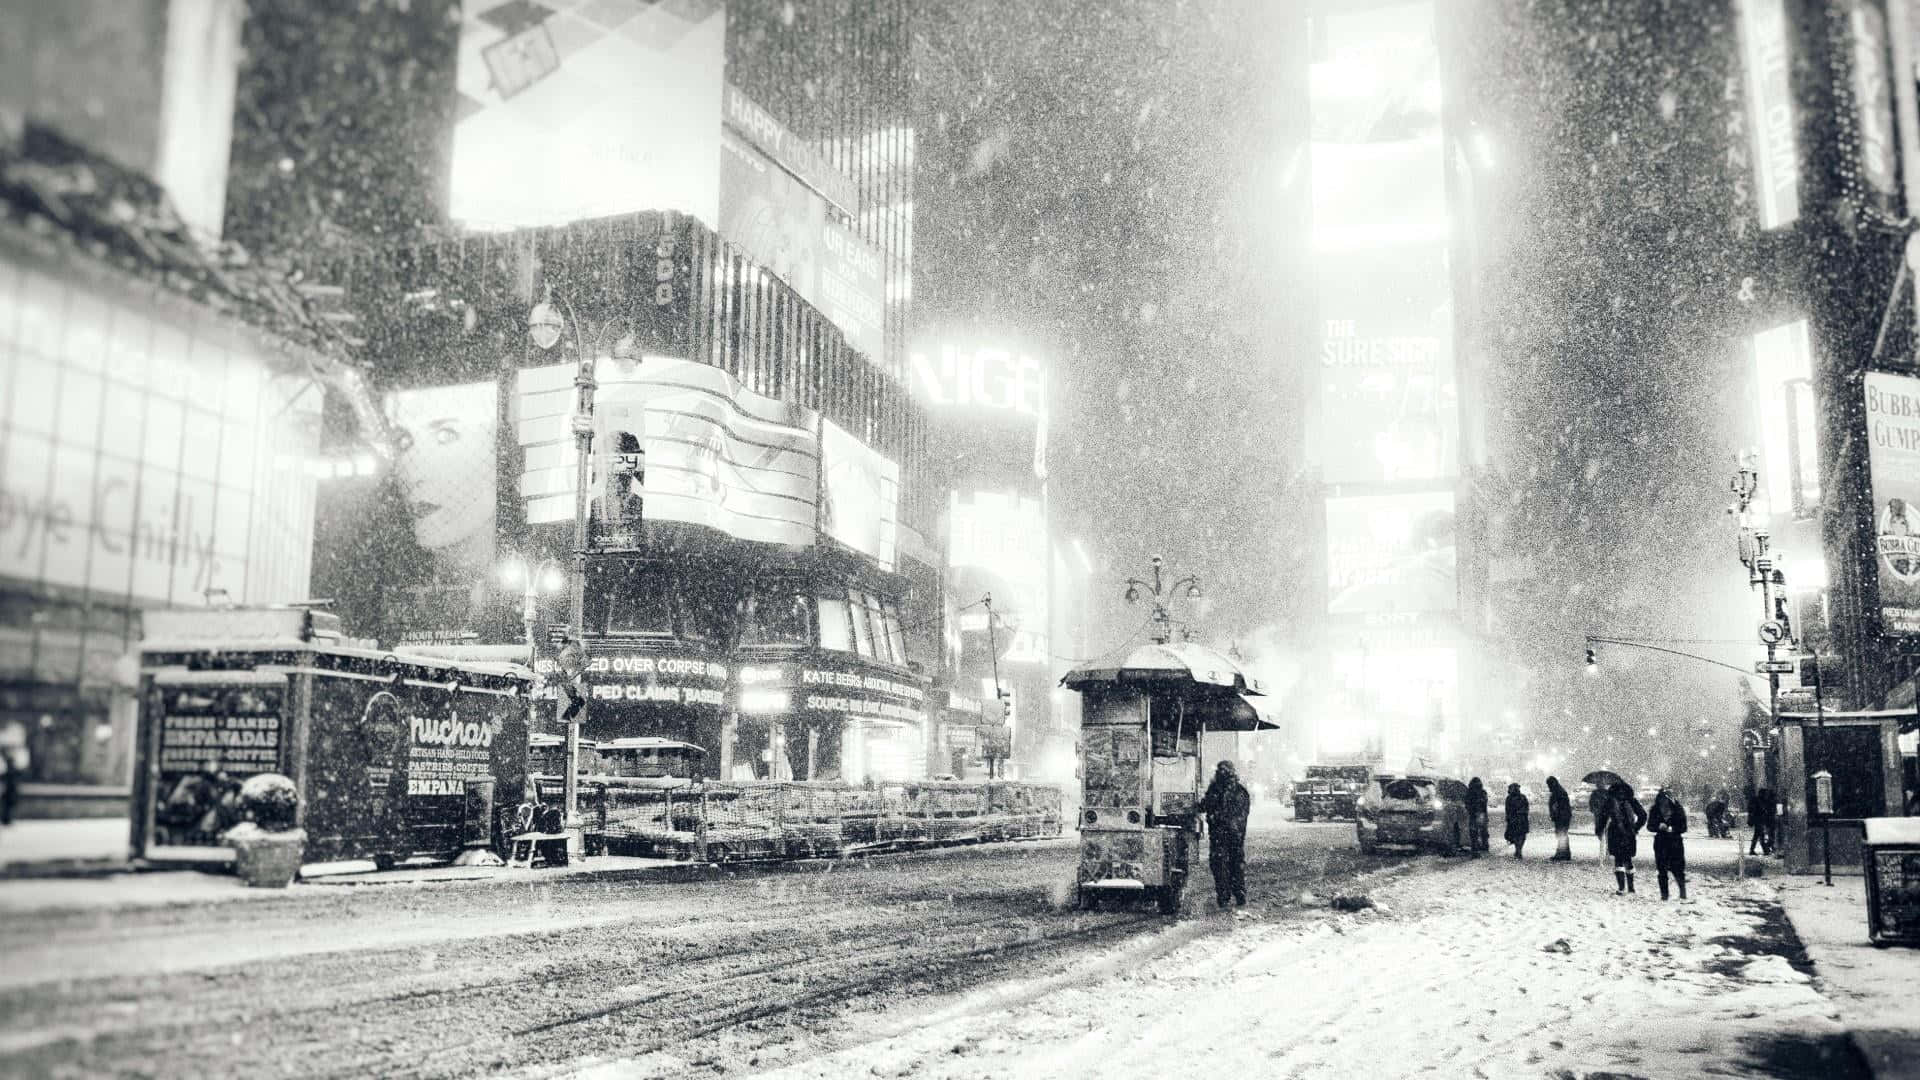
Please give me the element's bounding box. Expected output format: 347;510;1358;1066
1062;642;1266;694
1061;642;1276;731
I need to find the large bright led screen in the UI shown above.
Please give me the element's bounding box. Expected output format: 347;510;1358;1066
821;418;899;571
1316;247;1457;485
449;0;723;229
1751;320;1818;519
1325;491;1457;615
0;261;319;608
518;358;819;547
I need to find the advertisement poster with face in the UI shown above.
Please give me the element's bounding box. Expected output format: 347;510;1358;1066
385;381;499;643
1865;372;1920;633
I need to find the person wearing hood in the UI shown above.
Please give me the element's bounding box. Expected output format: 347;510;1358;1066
1704;789;1730;838
1503;783;1531;859
1465;777;1490;854
1746;786;1777;856
1602;781;1648;894
1546;776;1574;861
1647;787;1688;900
1197;760;1252;909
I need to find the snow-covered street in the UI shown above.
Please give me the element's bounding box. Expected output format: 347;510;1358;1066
1;819;1884;1080
733;832;1865;1080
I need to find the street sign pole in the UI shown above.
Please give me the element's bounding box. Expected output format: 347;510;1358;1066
1811;655;1831;887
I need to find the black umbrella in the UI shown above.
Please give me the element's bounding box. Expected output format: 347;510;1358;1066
1582;770;1627;789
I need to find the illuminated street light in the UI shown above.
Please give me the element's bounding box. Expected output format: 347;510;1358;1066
1122;554;1204;644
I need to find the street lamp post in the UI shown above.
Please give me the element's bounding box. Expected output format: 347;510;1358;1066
530;288;597;856
1123;555;1203;645
1728;451;1781;802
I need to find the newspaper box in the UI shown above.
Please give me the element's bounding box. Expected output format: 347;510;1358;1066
1861;817;1920;947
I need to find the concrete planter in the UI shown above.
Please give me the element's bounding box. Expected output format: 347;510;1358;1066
228;826;307;888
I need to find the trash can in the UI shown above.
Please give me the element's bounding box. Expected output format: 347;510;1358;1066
1861;817;1920;947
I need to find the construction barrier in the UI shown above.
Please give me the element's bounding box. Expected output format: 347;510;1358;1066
580;779;1066;863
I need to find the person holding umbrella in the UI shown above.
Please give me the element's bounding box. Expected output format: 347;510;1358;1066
1584;769;1624;839
1601;780;1648;894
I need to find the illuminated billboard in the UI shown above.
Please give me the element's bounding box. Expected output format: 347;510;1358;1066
949;489;1047;600
1325;643;1457;765
386;381;498;580
0;263;319;608
821;418;900;570
449;0;723;229
1751;319;1819;519
720;90;885;363
1736;0;1799;230
909;341;1048;482
1308;0;1445;252
1864;372;1920;634
518;358;819;547
1325;492;1457;615
1316;247;1457;484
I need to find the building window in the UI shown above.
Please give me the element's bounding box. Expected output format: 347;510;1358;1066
848;587;876;658
591;562;675;636
741;579;812;647
818;592;854;652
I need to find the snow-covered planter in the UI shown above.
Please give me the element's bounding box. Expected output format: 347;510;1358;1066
224;774;305;888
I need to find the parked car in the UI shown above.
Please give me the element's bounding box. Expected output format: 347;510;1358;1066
1356;774;1469;855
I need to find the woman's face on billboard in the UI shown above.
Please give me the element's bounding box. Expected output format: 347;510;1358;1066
388;384;497;557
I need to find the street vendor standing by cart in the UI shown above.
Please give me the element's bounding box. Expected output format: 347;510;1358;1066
1197;760;1251;908
1062;641;1273;915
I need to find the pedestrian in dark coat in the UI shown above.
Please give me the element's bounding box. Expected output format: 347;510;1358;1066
1647;788;1688;900
1465;777;1490;854
1603;781;1648;894
1503;783;1530;859
1589;787;1609;838
1746;786;1776;856
1197;760;1251;908
1704;790;1730;838
1546;776;1574;861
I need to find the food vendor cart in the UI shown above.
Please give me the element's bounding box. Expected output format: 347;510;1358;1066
132;607;531;873
1062;642;1274;914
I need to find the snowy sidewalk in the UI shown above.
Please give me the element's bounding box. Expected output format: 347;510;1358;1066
749;833;1866;1080
0;817;127;875
1775;871;1920;1080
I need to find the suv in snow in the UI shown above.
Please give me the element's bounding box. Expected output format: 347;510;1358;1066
1356;774;1469;855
